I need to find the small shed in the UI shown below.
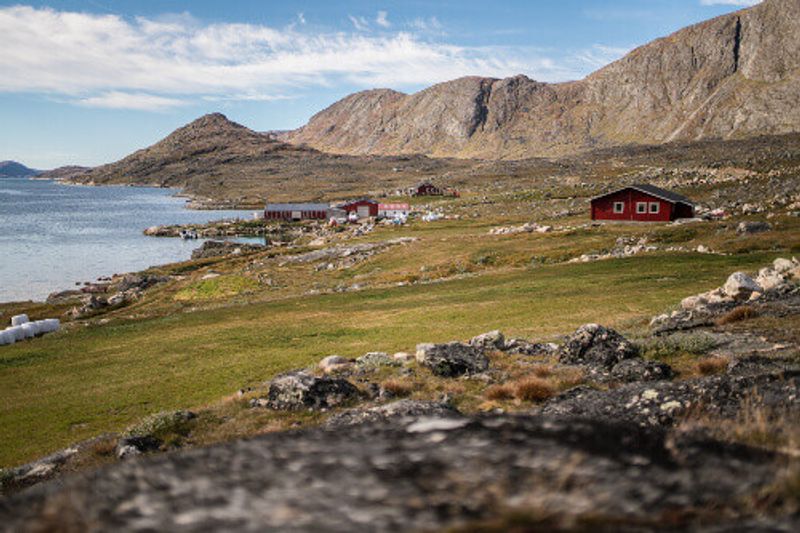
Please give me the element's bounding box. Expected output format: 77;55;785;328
341;199;379;218
264;203;330;221
378;203;410;218
590;184;694;222
411;182;444;196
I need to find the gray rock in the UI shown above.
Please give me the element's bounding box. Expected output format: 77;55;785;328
503;339;558;356
736;221;771;234
723;272;762;300
469;330;505;351
355;352;398;368
0;414;788;532
415;342;489;377
542;371;800;427
558;324;639;369
610;359;674;383
325;400;461;428
264;371;360;410
319;355;353;373
115;436;162;460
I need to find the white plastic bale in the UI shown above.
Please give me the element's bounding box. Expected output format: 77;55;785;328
21;323;36;338
0;330;13;345
8;326;25;341
30;321;44;335
11;314;29;327
45;318;61;332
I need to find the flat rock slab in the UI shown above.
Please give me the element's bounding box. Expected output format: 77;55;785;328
0;415;789;532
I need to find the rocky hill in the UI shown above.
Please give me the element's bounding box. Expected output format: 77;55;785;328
284;0;800;159
0;161;38;178
64;113;470;206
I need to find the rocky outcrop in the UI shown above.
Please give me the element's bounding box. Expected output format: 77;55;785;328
190;240;264;260
285;0;800;159
0;414;790;532
415;342;489;377
258;372;360;411
558;324;639;369
325;400;461;428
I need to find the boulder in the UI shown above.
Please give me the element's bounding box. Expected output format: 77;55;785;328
736;221;771;234
469;330;505;352
415;342;489;377
610;359;674;383
773;257;797;274
265;372;360;410
318;355;353;373
115;436;162;460
755;267;787;292
722;272;762;300
558;324;639;369
355;352;399;368
325;400;461;428
392;352;414;363
503;339;558;356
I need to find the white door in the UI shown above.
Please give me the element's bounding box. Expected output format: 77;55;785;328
357;206;370;218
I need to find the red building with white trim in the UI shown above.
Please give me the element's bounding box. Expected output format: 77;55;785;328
340;199;379;218
590;184;694;222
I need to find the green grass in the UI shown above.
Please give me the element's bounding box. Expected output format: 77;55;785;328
0;252;776;466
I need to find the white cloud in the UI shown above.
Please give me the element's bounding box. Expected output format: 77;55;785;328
699;0;761;6
297;12;306;25
77;91;187;111
376;11;390;28
0;5;621;111
348;15;370;31
409;16;443;32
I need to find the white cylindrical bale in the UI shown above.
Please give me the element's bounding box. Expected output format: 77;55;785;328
7;326;25;341
44;318;60;332
0;330;13;345
11;314;29;327
21;323;36;338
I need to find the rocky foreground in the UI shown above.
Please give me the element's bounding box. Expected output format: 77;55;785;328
1;259;799;531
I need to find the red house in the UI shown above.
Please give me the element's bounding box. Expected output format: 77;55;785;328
411;182;444;196
340;199;379;218
590;184;694;222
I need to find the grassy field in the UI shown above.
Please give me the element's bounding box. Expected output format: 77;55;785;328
0;251;778;466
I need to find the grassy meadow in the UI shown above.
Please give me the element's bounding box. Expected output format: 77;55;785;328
0;251;780;466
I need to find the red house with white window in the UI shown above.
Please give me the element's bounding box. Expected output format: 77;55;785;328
590;184;694;222
340;198;380;218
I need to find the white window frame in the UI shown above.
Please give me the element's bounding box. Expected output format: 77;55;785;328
649;202;660;214
636;202;648;214
613;202;625;214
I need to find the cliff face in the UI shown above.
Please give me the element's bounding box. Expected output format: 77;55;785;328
285;0;800;159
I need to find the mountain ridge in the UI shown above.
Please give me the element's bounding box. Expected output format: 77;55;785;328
283;0;800;159
0;161;39;178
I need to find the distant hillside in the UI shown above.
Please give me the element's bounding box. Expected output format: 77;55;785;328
66;113;473;206
0;161;39;178
285;0;800;159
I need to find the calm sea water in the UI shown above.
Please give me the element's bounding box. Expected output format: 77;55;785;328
0;178;259;302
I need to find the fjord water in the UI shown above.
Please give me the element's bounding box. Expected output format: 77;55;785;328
0;178;256;302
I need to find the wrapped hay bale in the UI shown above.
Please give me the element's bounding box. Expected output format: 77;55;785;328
0;330;15;346
21;323;36;338
11;314;29;327
7;326;25;342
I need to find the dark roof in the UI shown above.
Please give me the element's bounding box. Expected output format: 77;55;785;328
591;183;694;205
265;203;330;211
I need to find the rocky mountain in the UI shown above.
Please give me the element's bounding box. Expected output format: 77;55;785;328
0;161;39;178
285;0;800;159
65;113;472;206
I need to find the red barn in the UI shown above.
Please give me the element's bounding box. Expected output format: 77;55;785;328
340;199;379;218
590;184;694;222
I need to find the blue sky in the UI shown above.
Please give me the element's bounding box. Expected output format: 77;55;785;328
0;0;760;169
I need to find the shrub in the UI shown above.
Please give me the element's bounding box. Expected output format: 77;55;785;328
123;410;196;439
696;357;729;376
380;379;413;397
639;332;718;359
484;384;515;401
514;377;556;402
716;305;759;326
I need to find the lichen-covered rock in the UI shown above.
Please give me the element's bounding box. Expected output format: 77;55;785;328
542;371;800;427
610;359;674;383
558;324;639;369
415;342;489;377
265;372;360;410
116;436;162;460
355;352;399;368
736;221;771;235
0;414;789;532
469;330;505;351
325;400;461;428
503;339;559;356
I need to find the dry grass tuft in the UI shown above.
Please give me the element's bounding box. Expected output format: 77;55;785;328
87;438;117;458
484;384;515;401
514;377;557;402
380;379;413;397
531;364;553;378
696;357;729;376
716;305;759;326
